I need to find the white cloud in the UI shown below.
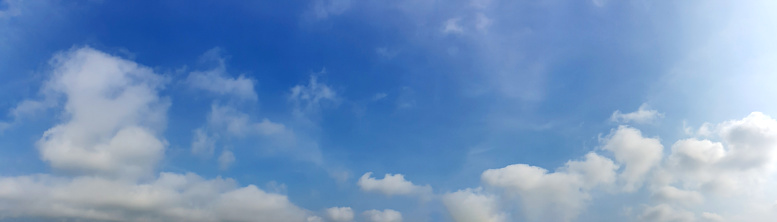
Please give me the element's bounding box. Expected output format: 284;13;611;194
326;207;354;222
481;152;617;222
363;209;402;222
10;99;53;119
700;212;725;222
208;104;290;138
0;47;318;222
218;150;235;170
36;47;168;180
601;125;663;191
289;74;339;117
205;103;325;165
717;112;777;170
357;172;432;197
0;172;311;221
443;18;464;34
651;186;704;206
638;204;696;222
442;188;507;222
186;49;257;101
610;103;664;124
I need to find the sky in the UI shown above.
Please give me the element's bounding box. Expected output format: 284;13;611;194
1;0;777;221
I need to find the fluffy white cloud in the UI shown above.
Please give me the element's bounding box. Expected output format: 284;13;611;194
717;112;777;170
442;188;507;222
610;103;664;124
0;47;317;222
185;48;257;101
325;207;354;222
357;172;432;197
601;125;663;191
363;209;402;222
35;47;168;180
481;152;617;222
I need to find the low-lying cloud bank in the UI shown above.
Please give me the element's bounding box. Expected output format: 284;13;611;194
442;112;777;222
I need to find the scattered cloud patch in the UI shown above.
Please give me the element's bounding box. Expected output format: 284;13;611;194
481;152;617;222
325;207;354;222
638;204;695;222
442;18;464;34
0;47;315;222
601;125;663;191
372;93;388;101
362;209;402;222
309;0;351;19
610;103;664;124
289;74;339;117
191;128;216;157
357;172;432;197
186;49;257;101
218;150;235;170
208;104;290;138
442;188;507;222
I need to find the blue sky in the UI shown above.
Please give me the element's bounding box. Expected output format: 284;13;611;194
1;0;777;221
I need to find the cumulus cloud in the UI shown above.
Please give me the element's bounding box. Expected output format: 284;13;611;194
481;152;617;222
610;103;664;124
36;47;168;180
362;209;402;222
442;188;507;222
325;207;354;222
0;47;315;222
601;125;663;191
185;48;257;101
357;172;432;197
442;112;777;221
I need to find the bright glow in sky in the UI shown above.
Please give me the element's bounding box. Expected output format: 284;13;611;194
2;0;777;221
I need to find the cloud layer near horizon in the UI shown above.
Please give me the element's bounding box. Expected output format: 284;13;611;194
2;47;777;222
